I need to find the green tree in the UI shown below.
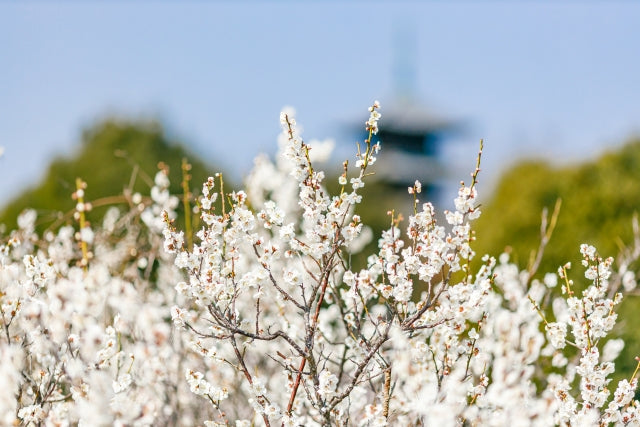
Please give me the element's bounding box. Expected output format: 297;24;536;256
0;119;225;233
474;139;640;276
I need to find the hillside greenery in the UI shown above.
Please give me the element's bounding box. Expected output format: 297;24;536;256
0;119;225;233
473;138;640;382
473;139;640;277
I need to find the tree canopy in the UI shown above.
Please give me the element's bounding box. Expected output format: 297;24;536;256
474;139;640;276
0;119;222;232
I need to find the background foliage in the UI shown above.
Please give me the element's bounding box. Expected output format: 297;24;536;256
473;138;640;382
0;119;222;233
474;139;640;275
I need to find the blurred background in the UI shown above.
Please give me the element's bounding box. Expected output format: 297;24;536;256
1;1;639;249
2;0;640;384
2;1;639;199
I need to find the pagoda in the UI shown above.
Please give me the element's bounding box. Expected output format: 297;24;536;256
361;28;462;199
370;95;459;194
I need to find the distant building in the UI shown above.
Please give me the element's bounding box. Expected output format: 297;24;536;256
362;95;461;198
357;26;463;202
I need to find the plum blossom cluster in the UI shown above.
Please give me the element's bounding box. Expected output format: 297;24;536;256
162;104;640;426
0;102;639;426
0;172;216;425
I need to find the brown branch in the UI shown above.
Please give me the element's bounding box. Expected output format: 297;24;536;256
382;366;392;420
229;335;271;427
285;257;336;415
253;244;305;311
328;320;392;411
527;198;562;284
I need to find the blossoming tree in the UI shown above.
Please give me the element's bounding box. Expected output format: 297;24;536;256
1;102;639;426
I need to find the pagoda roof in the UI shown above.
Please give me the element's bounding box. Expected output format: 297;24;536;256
379;96;459;135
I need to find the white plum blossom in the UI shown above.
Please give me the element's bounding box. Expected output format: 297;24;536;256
18;405;46;424
318;370;338;398
546;322;568;349
0;102;639;427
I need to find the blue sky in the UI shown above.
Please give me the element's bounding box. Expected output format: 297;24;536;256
1;1;639;205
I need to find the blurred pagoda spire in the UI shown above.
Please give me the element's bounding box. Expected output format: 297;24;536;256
371;25;462;196
392;25;418;103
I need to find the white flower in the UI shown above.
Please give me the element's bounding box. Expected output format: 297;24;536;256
17;209;37;230
80;226;94;244
264;403;281;419
544;272;558;288
18;405;46;424
546;322;567;349
366;102;382;135
113;373;132;393
171;306;188;327
307;138;335;163
318;370;338;397
350;177;364;190
602;338;624;363
250;378;266;397
201;197;212;210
